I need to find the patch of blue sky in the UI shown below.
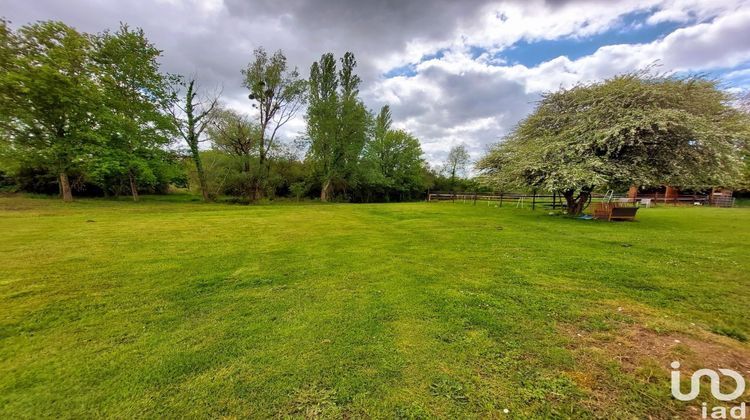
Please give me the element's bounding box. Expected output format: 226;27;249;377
383;10;693;78
694;63;750;90
497;10;685;67
383;49;448;78
383;64;417;78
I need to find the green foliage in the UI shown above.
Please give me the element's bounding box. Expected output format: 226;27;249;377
242;48;306;125
426;168;490;193
208;108;259;159
0;19;16;131
478;72;750;213
1;23;427;203
88;24;175;198
184;146;309;200
443;144;471;185
738;92;750;192
0;21;101;199
267;143;309;198
0;20;178;200
306;52;371;201
361;106;427;201
289;181;307;201
242;48;306;198
183;150;232;198
169;77;219;201
206;107;259;197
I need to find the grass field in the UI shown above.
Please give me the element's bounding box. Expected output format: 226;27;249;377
1;195;749;418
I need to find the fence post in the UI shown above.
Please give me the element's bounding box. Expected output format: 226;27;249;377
552;191;556;210
499;193;503;207
532;191;536;210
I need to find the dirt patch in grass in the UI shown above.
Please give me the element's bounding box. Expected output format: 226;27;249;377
568;324;750;374
561;305;750;418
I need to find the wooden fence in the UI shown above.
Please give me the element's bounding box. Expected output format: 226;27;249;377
427;191;723;209
427;192;564;210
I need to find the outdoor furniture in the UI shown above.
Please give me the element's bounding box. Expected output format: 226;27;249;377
639;198;652;207
608;206;638;221
591;202;639;221
592;202;611;219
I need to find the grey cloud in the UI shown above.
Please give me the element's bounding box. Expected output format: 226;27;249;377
373;66;536;163
3;0;748;167
2;0;496;136
427;68;531;122
222;0;494;81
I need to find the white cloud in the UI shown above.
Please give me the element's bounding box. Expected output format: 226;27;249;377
368;0;750;165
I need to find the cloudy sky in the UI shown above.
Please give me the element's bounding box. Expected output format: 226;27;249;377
3;0;750;165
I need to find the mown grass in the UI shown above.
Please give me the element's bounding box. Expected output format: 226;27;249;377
1;195;748;418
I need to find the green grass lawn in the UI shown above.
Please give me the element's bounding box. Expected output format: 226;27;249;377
1;196;749;418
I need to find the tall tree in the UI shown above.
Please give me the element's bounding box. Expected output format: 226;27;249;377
306;53;338;201
0;21;100;201
306;52;370;201
91;24;174;200
242;48;306;199
739;92;750;191
478;73;749;215
0;19;15;134
207;107;259;197
169;78;219;201
362;105;426;201
373;104;392;144
444;144;470;188
208;108;258;167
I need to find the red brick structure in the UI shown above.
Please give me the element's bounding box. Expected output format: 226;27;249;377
665;186;679;200
625;185;732;206
627;186;638;200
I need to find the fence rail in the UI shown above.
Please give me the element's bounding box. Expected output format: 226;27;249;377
427;192;563;210
427;191;727;209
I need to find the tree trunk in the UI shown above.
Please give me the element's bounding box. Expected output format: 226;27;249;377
255;152;272;202
128;171;139;202
59;172;73;202
189;144;210;202
562;189;591;215
254;137;267;202
320;179;332;202
253;183;262;201
253;154;264;201
238;158;251;199
198;171;210;201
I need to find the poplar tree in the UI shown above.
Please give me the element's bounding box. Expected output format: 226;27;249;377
306;52;369;201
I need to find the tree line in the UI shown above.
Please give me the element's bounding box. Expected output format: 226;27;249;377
0;20;475;202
